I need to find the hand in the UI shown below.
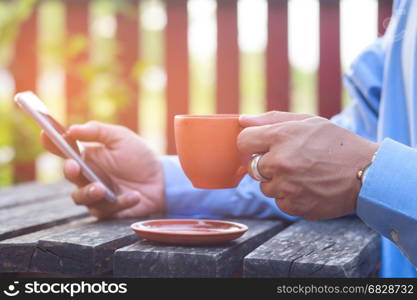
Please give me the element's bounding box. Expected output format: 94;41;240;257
237;111;378;220
41;121;164;219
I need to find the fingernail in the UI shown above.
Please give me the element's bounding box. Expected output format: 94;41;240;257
126;192;140;204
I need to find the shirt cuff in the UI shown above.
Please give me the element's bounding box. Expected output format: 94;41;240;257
357;138;417;266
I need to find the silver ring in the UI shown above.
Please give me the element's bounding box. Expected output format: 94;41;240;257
250;154;270;182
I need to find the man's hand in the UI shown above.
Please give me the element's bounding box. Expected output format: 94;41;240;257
238;111;378;220
41;121;164;219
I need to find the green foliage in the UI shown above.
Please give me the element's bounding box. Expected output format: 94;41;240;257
0;105;10;146
0;0;139;170
39;0;139;124
10;110;43;162
291;67;317;114
0;0;37;67
0;0;41;170
83;0;139;123
0;106;42;163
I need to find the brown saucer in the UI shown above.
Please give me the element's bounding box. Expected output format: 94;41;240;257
130;219;248;245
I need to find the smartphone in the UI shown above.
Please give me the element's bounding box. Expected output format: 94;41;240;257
14;91;117;202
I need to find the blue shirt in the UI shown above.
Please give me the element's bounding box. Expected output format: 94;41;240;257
162;0;417;277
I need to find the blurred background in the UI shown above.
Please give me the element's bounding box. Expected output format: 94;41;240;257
0;0;392;186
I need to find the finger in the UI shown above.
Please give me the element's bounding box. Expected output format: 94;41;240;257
237;124;277;154
64;159;90;187
259;179;281;199
71;182;106;205
113;209;134;219
41;131;65;157
247;151;275;180
113;207;140;219
67;121;125;145
239;111;313;127
88;191;141;219
114;195;164;219
41;129;82;157
274;198;298;217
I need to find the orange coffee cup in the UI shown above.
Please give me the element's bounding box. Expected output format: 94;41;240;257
174;114;248;189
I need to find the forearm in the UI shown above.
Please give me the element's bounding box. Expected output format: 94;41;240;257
161;155;297;221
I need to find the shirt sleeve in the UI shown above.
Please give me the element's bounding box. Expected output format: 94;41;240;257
357;138;417;267
331;38;385;142
161;155;298;222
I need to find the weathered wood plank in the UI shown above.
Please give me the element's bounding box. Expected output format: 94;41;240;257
0;217;95;273
0;180;73;209
0;196;88;241
113;219;286;278
30;218;140;276
244;216;380;278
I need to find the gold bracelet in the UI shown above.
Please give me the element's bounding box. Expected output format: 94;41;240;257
357;152;377;185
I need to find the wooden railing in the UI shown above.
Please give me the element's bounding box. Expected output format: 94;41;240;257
5;0;393;183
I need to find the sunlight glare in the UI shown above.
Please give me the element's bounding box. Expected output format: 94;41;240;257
238;0;267;53
188;0;216;59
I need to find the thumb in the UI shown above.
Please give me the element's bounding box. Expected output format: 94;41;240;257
239;111;313;127
67;121;126;145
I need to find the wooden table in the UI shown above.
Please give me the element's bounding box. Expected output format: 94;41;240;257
0;181;380;278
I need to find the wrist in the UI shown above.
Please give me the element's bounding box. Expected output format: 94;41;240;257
357;151;377;185
139;159;166;216
354;141;379;197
